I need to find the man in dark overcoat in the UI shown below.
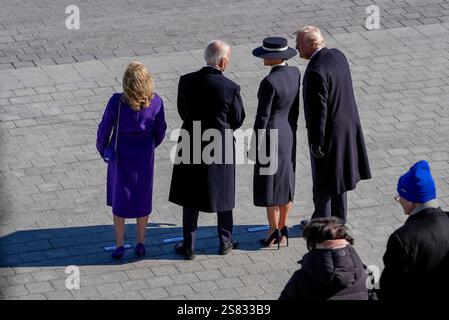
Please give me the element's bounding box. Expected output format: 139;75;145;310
169;40;245;260
295;26;371;223
379;160;449;300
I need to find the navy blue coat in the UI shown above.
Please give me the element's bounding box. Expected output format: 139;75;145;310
169;67;245;212
253;65;300;207
303;48;371;196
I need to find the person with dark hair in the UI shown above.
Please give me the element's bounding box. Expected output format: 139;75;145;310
379;160;449;300
279;217;369;300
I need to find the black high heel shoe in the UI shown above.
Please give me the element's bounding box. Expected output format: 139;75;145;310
259;229;281;250
280;226;289;247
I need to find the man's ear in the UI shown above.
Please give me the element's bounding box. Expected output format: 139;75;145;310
219;57;227;71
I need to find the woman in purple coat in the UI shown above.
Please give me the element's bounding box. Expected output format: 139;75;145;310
96;62;167;259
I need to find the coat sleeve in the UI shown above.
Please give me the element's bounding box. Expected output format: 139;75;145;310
96;95;116;158
251;79;275;158
254;78;275;131
379;233;409;300
288;79;300;131
229;85;245;130
153;99;167;148
278;270;302;300
304;71;328;147
177;76;187;121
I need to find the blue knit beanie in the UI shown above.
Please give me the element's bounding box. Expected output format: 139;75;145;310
397;160;436;203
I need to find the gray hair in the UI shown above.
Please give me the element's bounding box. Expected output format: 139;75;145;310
204;40;230;66
295;26;326;47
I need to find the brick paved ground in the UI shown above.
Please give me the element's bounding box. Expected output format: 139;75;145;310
1;0;449;299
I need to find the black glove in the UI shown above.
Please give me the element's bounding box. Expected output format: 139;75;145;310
311;144;325;159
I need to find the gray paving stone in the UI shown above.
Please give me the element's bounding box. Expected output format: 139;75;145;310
170;273;200;285
235;285;266;298
186;292;215;300
45;290;75;300
195;269;224;282
215;276;245;290
151;264;179;277
165;284;195;297
1;285;29;298
114;291;145;300
25;281;54;294
140;287;169;300
1;0;449;301
19;293;47;300
239;274;268;287
146;275;175;289
190;280;219;293
96;282;125;296
210;288;240;300
7;273;35;286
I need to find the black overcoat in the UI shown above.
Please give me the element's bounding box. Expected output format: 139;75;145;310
253;65;300;207
303;48;371;196
379;208;449;300
168;67;245;212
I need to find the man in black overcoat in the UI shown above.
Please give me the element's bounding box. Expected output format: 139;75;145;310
295;26;371;223
379;160;449;300
169;40;245;260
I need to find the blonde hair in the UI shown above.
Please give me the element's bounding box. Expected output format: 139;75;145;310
295;26;326;48
122;61;154;112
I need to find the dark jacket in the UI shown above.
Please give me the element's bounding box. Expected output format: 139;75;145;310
279;245;369;300
303;48;371;196
169;67;245;212
379;208;449;300
253;65;300;207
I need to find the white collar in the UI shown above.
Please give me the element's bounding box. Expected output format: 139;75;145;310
271;61;287;68
205;65;222;71
310;47;324;60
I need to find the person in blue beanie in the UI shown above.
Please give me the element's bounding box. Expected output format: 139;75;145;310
379;160;449;300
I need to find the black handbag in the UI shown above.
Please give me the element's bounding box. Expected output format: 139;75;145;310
103;99;122;164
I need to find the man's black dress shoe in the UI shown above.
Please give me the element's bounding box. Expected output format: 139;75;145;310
175;242;196;260
219;240;239;255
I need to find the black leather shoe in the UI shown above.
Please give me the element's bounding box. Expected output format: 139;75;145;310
175;242;196;260
219;240;239;255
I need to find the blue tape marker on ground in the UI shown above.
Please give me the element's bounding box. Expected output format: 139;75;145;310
103;243;132;251
247;225;270;233
162;236;184;244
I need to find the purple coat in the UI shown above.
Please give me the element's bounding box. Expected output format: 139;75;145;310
96;93;167;218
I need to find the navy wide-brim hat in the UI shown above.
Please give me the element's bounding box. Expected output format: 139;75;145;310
252;37;297;60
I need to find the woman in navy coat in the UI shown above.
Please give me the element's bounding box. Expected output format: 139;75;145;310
97;62;167;259
251;37;301;248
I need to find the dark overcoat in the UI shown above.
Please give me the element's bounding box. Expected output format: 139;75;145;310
253;65;300;207
168;67;245;213
279;245;369;300
379;208;449;300
303;48;371;196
